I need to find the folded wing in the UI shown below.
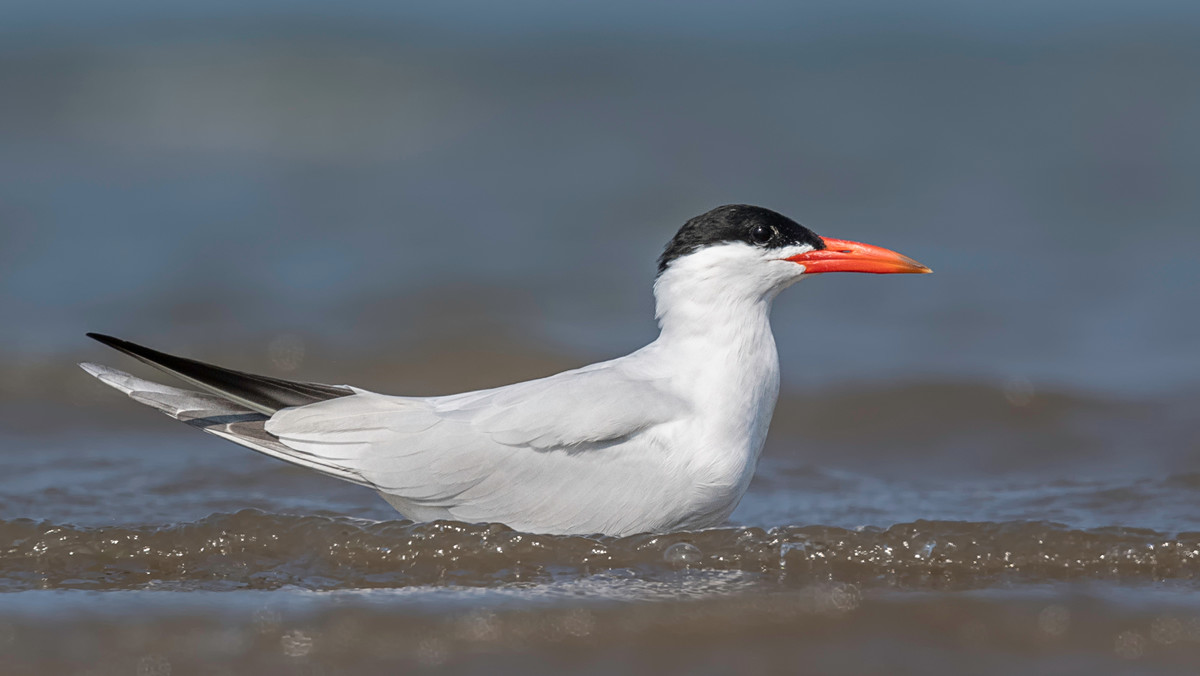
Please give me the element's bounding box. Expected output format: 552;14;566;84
266;364;690;533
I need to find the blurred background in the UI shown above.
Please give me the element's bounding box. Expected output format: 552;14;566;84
2;1;1200;673
4;0;1199;467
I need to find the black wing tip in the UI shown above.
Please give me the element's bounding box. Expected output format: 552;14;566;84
87;332;123;346
84;331;354;412
87;332;148;358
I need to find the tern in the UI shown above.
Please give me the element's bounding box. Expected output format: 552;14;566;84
82;205;929;536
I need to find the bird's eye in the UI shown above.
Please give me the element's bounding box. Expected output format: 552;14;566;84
749;224;774;244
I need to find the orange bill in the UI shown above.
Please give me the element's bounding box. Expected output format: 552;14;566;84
786;237;932;274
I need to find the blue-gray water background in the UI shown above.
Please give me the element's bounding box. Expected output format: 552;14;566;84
1;2;1199;674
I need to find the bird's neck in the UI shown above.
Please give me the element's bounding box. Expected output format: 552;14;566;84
647;265;782;412
642;265;783;498
653;276;775;347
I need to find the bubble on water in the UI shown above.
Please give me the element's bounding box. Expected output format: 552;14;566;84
664;542;702;568
457;611;500;642
1037;605;1070;637
136;654;171;676
780;541;807;555
252;609;282;636
281;629;314;658
916;538;937;559
556;608;595;638
1185;617;1200;642
1113;630;1146;659
779;540;808;569
1150;616;1183;644
416;637;449;666
825;583;861;613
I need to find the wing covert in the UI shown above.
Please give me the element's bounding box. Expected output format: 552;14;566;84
263;363;688;520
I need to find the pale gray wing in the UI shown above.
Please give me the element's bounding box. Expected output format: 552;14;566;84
265;363;690;532
428;363;686;449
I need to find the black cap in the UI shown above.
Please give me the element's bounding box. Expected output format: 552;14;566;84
657;205;825;275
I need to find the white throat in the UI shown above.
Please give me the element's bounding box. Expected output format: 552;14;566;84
648;244;789;395
650;241;809;348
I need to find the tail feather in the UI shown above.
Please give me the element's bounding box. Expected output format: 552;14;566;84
85;333;352;415
79;362;374;487
80;362;256;422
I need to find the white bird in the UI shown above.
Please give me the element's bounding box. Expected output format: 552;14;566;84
81;205;930;536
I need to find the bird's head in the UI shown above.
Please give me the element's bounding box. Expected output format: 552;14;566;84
655;205;930;303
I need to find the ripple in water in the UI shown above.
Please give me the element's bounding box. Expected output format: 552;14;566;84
2;510;1198;592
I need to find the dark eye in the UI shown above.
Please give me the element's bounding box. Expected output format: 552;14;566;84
749;223;774;245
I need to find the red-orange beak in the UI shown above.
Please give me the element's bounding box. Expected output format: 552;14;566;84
785;237;932;274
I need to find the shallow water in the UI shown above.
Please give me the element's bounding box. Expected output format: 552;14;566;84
4;380;1200;672
4;584;1200;675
